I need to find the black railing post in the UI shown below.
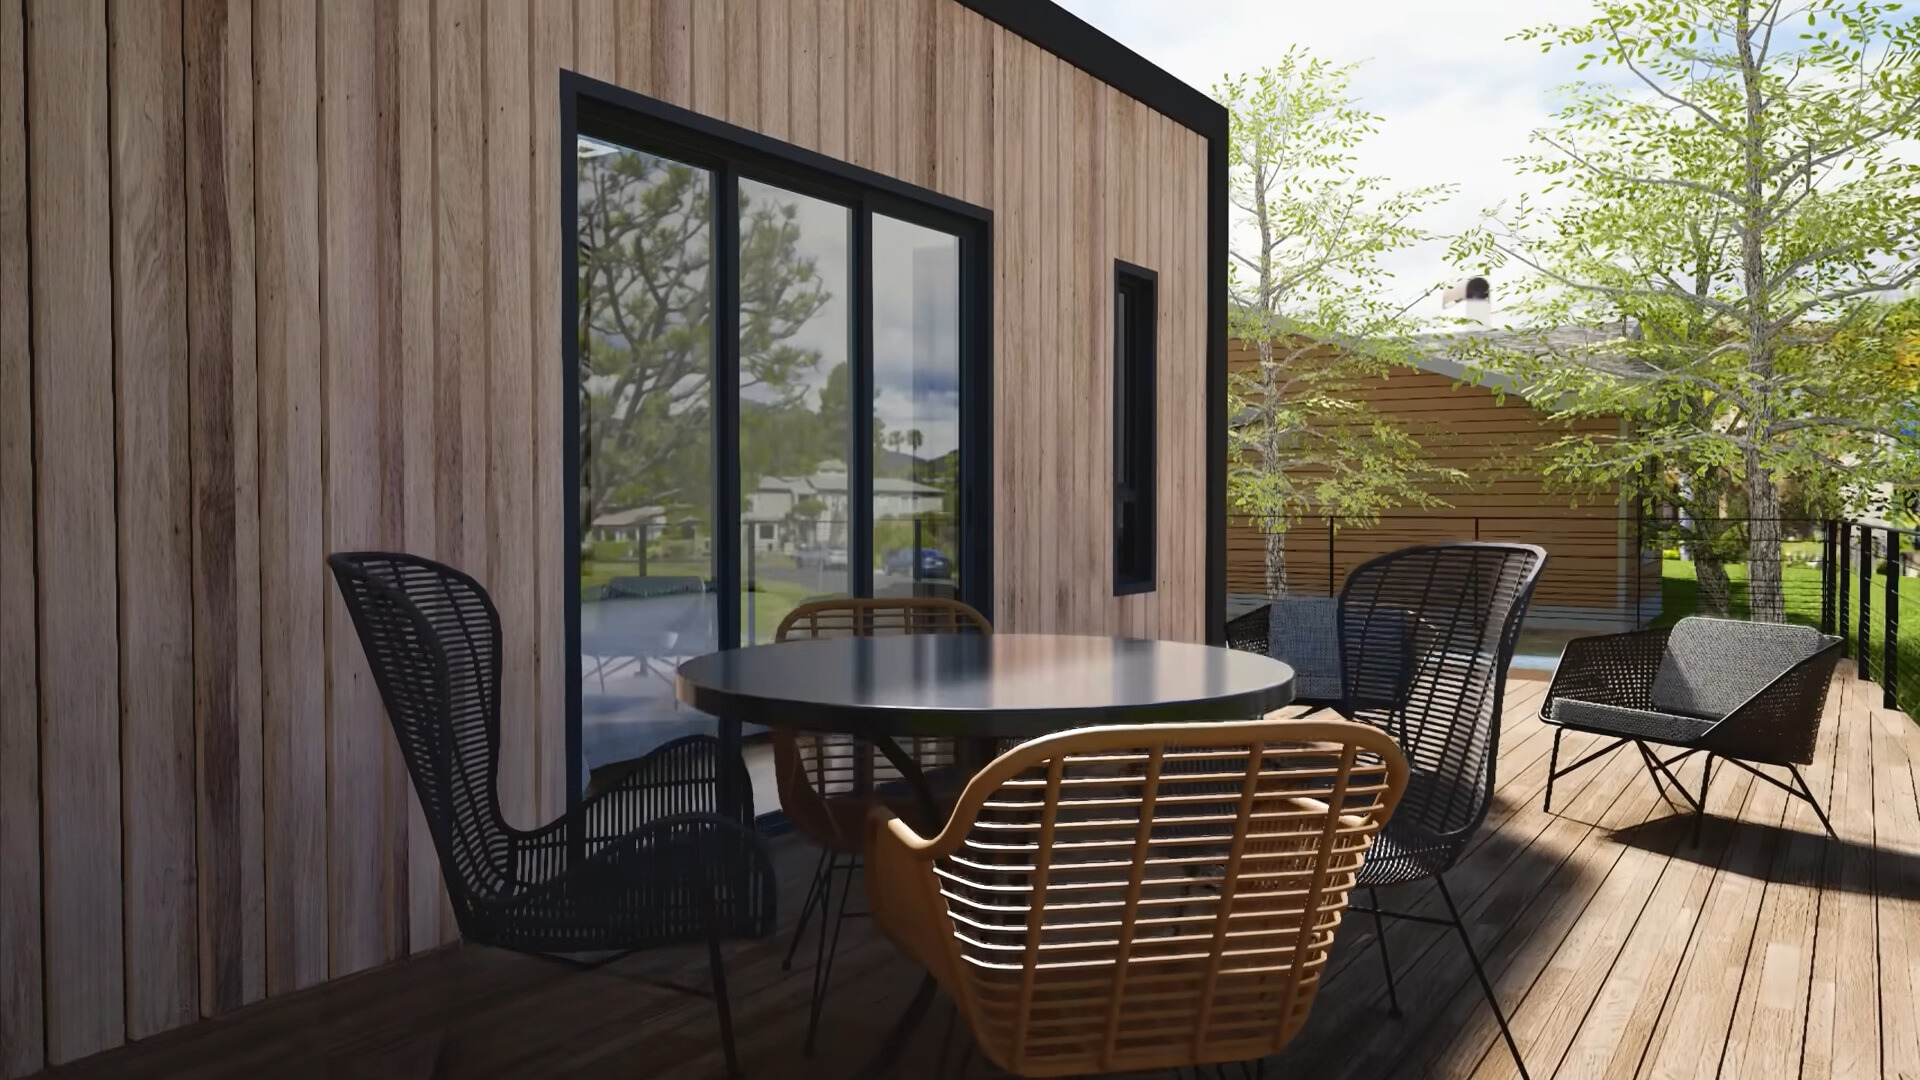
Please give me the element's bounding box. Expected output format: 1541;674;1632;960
1858;523;1871;671
1821;520;1836;635
1327;516;1336;597
1886;527;1901;710
1839;520;1852;656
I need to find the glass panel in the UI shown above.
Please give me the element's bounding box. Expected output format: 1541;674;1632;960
738;179;854;644
870;214;963;600
575;135;717;777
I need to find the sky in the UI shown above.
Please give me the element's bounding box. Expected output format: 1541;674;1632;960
1053;0;1605;318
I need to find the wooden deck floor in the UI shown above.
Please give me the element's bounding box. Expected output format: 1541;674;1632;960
37;669;1920;1080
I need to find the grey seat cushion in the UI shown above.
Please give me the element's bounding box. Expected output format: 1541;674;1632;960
1650;617;1824;720
1268;597;1343;703
1550;698;1718;744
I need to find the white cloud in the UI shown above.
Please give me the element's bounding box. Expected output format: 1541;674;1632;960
1053;0;1603;315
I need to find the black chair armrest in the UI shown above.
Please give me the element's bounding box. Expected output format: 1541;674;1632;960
1542;627;1673;719
1225;605;1272;655
1698;639;1844;766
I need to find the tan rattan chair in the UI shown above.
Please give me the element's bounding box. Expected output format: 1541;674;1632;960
770;595;992;1051
865;716;1409;1078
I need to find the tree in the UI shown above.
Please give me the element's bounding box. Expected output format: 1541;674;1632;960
1216;53;1465;595
577;147;835;539
1452;0;1920;621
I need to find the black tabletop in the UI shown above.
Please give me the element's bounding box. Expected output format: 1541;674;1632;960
674;633;1296;740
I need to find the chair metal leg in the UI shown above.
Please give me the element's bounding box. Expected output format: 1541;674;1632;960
1366;887;1401;1016
1693;756;1713;847
1435;875;1528;1080
1788;764;1838;839
783;846;831;971
707;918;741;1079
805;851;856;1055
1544;729;1562;812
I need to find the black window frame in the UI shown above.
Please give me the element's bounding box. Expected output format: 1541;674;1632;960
1112;260;1157;596
561;73;995;810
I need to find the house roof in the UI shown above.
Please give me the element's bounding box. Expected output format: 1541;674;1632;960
1410;324;1650;398
591;506;663;528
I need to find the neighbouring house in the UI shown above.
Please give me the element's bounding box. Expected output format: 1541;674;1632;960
0;1;1225;1073
590;506;664;544
1227;282;1661;631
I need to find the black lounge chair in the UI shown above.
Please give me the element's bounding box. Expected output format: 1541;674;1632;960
1540;616;1844;842
328;551;775;1079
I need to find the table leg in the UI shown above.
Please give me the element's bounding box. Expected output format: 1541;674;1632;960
850;973;937;1080
870;736;938;832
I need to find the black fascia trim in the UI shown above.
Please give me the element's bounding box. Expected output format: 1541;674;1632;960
1206;129;1227;644
954;0;1226;141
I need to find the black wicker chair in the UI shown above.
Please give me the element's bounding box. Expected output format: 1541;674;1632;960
1340;543;1546;1080
327;552;775;1078
1225;596;1346;707
1539;616;1843;844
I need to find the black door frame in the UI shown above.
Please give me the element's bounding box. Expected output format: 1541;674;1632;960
561;73;996;810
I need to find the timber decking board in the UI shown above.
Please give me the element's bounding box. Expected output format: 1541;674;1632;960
31;671;1917;1080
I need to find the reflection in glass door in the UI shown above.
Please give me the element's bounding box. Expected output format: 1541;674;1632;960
871;215;964;600
574;137;719;782
737;180;852;644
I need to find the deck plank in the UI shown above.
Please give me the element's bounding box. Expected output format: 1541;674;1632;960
25;673;1917;1080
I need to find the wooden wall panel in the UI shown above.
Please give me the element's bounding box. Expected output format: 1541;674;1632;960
110;0;197;1037
486;0;537;831
26;0;124;1062
321;0;394;979
0;0;39;1072
0;2;1218;1070
531;0;576;840
254;0;328;996
395;0;451;951
185;0;265;1017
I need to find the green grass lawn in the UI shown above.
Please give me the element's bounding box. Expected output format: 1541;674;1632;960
1659;556;1919;720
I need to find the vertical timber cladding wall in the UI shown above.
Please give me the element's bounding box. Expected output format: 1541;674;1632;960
0;0;1209;1072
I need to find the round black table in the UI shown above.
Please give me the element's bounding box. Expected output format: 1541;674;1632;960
675;633;1294;1078
676;631;1296;738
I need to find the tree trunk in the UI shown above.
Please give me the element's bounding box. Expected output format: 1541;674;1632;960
1734;7;1786;624
1264;526;1287;597
1695;556;1734;618
1746;452;1786;622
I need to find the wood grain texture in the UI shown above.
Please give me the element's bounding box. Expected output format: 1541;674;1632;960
785;0;817;150
649;0;688;103
27;0;125;1062
321;0;401;977
815;0;844;158
184;0;265;1018
109;0;198;1037
0;0;41;1072
688;0;720;114
485;0;537;831
253;0;328;998
614;0;649;91
573;0;614;83
395;0;451;951
531;0;573;826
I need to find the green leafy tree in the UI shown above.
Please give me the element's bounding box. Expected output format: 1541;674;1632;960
1452;0;1920;621
1217;53;1465;595
577;148;835;540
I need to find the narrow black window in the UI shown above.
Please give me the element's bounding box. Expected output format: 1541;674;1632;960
1113;262;1156;594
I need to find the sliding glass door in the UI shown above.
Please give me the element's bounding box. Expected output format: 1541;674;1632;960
566;98;991;802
